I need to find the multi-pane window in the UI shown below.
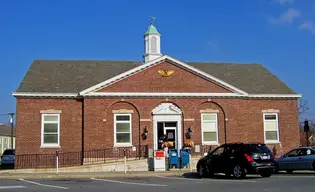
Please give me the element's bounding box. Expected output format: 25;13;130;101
41;114;60;147
201;113;218;144
114;114;132;146
263;113;279;143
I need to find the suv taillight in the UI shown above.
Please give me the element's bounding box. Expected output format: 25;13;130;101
244;154;254;162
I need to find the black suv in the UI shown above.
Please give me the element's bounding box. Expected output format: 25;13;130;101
196;143;276;179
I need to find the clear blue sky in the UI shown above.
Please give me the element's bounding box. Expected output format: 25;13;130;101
0;0;314;124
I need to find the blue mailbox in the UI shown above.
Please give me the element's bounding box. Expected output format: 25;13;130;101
180;148;190;168
169;149;179;168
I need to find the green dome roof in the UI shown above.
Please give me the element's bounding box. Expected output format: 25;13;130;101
144;24;160;35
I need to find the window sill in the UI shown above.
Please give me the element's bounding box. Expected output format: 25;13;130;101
114;143;133;148
265;141;281;144
202;142;220;146
40;145;60;148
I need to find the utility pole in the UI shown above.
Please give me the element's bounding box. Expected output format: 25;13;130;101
304;120;310;147
8;113;14;149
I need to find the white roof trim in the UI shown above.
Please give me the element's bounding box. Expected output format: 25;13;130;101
249;94;302;98
79;55;249;96
164;55;249;95
86;92;244;97
79;55;168;95
12;92;302;98
85;92;302;98
12;92;78;98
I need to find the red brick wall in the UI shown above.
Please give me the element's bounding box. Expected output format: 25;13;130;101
97;61;231;93
15;97;300;158
82;98;300;157
15;98;82;155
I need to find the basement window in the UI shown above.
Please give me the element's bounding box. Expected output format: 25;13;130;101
114;114;132;147
263;113;280;143
41;114;60;147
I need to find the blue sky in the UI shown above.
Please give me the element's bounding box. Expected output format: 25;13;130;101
0;0;315;124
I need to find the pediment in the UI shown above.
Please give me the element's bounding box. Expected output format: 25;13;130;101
80;55;249;96
152;103;182;115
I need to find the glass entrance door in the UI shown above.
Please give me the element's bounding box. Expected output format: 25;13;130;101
157;122;177;150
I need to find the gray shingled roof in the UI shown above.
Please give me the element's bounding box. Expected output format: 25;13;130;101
16;59;296;94
0;124;16;137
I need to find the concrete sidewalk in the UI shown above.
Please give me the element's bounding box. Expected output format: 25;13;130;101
0;170;194;180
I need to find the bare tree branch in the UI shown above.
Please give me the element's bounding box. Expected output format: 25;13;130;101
298;98;309;116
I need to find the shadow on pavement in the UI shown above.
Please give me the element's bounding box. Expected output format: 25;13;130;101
182;172;261;180
274;171;315;176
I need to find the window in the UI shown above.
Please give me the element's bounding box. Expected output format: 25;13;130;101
201;113;218;144
211;145;225;156
41;114;60;147
150;37;157;53
114;114;132;146
285;149;302;157
263;113;279;143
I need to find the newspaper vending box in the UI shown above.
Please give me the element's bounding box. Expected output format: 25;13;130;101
154;150;166;171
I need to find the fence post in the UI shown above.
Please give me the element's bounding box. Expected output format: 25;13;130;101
123;149;127;176
56;149;59;175
189;153;192;172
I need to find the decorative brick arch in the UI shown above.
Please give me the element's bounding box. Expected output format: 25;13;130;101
193;100;227;144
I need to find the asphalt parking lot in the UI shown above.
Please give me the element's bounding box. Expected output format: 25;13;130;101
0;173;315;191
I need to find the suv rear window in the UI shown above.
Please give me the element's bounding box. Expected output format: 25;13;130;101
2;149;15;155
248;144;271;153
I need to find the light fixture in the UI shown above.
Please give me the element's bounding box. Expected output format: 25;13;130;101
143;126;148;140
186;127;192;139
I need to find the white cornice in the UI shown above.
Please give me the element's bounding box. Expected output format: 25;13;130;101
12;92;302;99
248;94;302;98
85;92;241;97
12;92;78;98
79;55;249;96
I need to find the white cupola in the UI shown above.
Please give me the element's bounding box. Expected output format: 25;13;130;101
143;17;162;63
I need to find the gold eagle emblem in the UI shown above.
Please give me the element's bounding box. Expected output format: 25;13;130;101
158;70;174;77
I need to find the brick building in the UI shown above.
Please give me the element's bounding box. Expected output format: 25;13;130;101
13;22;301;159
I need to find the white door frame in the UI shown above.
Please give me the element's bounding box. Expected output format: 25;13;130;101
152;103;182;152
164;126;176;135
164;125;177;149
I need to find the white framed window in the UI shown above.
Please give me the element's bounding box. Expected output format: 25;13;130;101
114;114;132;147
263;113;279;143
41;114;60;147
201;113;218;144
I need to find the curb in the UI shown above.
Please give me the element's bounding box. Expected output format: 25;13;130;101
0;171;192;180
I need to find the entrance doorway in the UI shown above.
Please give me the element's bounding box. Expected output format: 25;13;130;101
152;103;182;151
157;122;177;150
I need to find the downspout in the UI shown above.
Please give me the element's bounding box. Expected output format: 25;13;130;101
138;114;141;159
81;96;85;165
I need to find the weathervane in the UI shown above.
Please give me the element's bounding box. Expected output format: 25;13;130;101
149;16;156;25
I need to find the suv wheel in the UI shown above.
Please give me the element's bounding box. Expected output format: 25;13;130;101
232;164;246;179
260;170;272;178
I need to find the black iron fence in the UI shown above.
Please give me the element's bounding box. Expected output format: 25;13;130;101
15;144;215;169
189;144;213;157
15;145;149;169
